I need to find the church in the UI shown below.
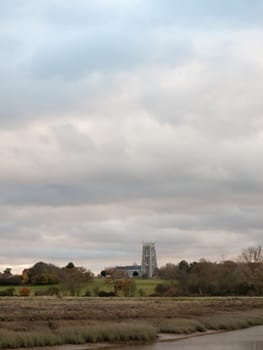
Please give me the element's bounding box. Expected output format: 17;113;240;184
104;242;158;278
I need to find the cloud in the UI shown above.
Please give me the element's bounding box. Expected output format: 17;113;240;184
0;1;263;273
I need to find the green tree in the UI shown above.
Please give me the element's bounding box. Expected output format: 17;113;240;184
28;262;63;285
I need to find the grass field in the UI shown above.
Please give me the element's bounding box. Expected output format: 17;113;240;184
1;297;263;348
0;278;164;296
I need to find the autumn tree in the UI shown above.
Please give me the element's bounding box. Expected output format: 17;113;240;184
111;279;137;297
62;266;94;296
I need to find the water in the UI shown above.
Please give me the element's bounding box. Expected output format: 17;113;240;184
123;326;263;350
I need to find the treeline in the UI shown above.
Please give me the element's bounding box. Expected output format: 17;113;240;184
156;246;263;297
0;262;93;296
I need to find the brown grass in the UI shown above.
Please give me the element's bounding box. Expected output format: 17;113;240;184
1;297;263;348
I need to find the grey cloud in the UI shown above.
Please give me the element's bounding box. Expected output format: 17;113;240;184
0;187;262;271
1;1;263;272
52;124;94;153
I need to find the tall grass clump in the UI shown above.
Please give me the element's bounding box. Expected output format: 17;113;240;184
57;323;157;343
158;319;206;334
0;323;156;348
202;312;263;331
0;330;62;348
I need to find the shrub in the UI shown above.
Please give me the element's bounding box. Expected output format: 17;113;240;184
98;290;116;297
0;288;15;296
163;287;177;297
35;287;60;297
155;283;171;295
19;287;30;297
35;290;48;296
138;288;146;297
47;287;60;296
0;275;21;285
93;286;100;296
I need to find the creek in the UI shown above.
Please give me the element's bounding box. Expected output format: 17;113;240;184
121;326;263;350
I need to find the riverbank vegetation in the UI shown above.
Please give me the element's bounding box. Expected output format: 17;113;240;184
156;245;263;297
1;297;263;348
0;323;156;348
1;246;263;298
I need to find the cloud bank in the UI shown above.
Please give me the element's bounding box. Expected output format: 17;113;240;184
1;1;263;273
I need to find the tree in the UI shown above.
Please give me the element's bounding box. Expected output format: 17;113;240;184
100;270;107;278
241;246;263;263
157;263;177;279
239;246;263;295
111;279;137;297
187;260;217;295
175;260;191;295
3;268;12;276
65;262;75;269
28;262;63;285
62;266;94;296
0;268;21;286
178;260;190;273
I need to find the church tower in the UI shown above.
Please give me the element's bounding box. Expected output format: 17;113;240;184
141;242;157;277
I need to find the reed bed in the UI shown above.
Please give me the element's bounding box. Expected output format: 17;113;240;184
0;323;157;348
56;323;157;343
201;311;263;331
1;298;263;348
157;319;206;334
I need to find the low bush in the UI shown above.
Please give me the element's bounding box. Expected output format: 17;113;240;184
0;288;15;297
35;290;49;296
138;288;146;297
35;287;60;297
47;287;60;296
155;283;171;295
19;287;30;297
98;290;116;297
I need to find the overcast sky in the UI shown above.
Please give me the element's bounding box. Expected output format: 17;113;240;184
1;0;263;274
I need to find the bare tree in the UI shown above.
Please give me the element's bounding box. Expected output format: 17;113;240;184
241;245;263;263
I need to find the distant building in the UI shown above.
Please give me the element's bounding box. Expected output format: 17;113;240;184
114;265;142;278
103;242;158;278
141;242;158;278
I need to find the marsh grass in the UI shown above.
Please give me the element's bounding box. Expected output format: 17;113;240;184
1;298;263;348
158;319;206;334
0;323;157;348
0;330;62;348
201;311;263;331
156;310;263;335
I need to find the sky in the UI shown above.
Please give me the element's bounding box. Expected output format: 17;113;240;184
1;0;263;274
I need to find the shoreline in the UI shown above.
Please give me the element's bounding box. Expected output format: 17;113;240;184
158;329;229;342
10;328;249;350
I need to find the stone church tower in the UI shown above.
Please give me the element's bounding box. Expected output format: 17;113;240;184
141;242;157;277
